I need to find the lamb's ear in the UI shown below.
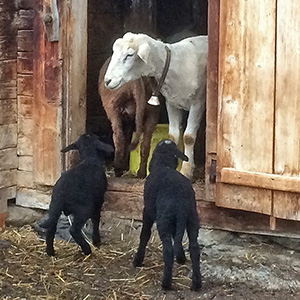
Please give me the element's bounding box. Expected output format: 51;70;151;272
61;143;78;153
97;141;114;155
137;43;151;63
175;149;188;162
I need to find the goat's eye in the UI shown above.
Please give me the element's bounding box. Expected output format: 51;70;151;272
124;53;134;62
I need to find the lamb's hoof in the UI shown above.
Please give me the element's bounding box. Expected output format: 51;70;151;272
132;256;143;267
82;246;92;256
161;281;172;291
92;238;101;248
190;281;202;292
46;247;55;257
176;255;187;265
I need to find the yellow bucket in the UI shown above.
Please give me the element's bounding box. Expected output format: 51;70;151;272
130;124;183;175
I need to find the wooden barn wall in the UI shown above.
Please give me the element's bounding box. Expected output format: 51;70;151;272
15;0;53;208
0;0;18;225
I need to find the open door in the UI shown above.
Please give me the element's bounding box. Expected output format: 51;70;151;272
216;0;300;227
32;0;87;187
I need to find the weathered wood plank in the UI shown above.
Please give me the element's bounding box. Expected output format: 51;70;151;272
0;99;17;125
0;60;17;84
107;178;205;201
220;168;300;194
273;0;300;221
17;74;33;96
0;186;16;223
0;169;17;189
216;0;276;214
0;124;17;149
0;148;18;171
0;0;17;12
17;0;35;10
17;118;33;155
0;186;16;201
0;84;16;99
17;30;33;52
18;95;33;118
17;9;34;29
205;0;219;202
16;188;51;209
0;35;17;61
17;170;34;188
17;52;33;74
61;0;87;170
32;2;62;185
19;155;33;171
0;11;17;36
103;185;300;238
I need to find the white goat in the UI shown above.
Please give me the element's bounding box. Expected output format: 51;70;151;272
104;32;207;179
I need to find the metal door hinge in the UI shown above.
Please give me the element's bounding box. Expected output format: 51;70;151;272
43;0;59;42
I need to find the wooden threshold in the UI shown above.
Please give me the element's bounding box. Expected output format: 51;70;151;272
220;168;300;193
104;178;300;238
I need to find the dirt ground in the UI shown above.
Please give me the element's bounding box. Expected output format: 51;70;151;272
1;215;300;300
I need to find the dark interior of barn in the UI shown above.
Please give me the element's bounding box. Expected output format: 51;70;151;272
86;0;208;178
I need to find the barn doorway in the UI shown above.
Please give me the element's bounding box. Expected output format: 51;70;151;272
85;0;208;180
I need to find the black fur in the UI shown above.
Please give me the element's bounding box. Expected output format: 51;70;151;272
133;140;202;291
42;133;114;256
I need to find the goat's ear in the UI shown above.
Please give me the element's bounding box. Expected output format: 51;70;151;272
137;43;150;64
61;143;78;153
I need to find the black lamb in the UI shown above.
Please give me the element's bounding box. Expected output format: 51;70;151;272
41;133;114;256
133;139;202;291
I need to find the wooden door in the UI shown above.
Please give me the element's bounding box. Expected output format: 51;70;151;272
32;0;87;186
216;0;300;225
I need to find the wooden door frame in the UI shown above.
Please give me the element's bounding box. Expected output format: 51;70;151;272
205;0;220;202
60;0;87;170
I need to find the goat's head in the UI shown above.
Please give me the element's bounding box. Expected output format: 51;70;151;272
61;133;114;161
150;139;188;171
104;32;153;90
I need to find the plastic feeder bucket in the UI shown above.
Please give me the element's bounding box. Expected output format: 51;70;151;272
130;124;183;176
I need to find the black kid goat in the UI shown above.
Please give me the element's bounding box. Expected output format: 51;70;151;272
133;139;201;291
42;133;114;256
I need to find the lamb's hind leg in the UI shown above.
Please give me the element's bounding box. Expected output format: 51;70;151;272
91;210;101;247
158;230;174;290
187;217;201;291
46;222;57;256
133;211;154;267
69;217;91;255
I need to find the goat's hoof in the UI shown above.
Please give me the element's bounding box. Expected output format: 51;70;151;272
137;169;146;179
190;281;202;292
46;248;55;256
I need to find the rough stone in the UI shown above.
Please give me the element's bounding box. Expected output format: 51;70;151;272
6;204;45;227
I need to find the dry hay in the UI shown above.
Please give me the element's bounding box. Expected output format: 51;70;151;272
0;224;194;300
